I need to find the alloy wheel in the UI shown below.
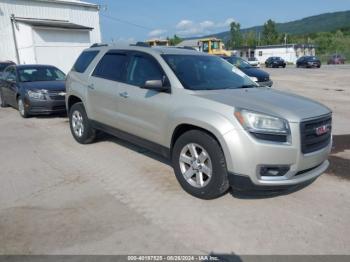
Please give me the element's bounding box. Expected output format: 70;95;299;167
179;143;213;188
72;110;84;137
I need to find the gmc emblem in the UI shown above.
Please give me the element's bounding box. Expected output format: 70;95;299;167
315;125;330;136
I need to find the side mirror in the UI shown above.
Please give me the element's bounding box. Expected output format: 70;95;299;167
142;78;170;92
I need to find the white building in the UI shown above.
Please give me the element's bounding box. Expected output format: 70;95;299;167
236;44;316;64
0;0;101;73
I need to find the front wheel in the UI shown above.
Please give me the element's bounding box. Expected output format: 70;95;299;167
69;102;96;144
18;97;29;118
172;130;229;199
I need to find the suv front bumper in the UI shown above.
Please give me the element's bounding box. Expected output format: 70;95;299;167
221;122;331;189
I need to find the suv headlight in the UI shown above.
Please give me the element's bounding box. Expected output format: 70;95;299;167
234;109;290;136
27;90;47;100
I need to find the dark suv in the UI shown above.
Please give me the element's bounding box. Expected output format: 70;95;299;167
265;57;286;68
296;56;321;68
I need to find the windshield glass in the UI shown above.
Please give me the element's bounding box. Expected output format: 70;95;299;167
226;57;252;69
211;41;220;50
0;63;12;71
18;67;66;82
162;55;257;90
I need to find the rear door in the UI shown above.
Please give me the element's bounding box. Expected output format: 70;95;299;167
87;51;129;127
116;52;173;144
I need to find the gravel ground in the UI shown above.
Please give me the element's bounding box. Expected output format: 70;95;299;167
0;65;349;255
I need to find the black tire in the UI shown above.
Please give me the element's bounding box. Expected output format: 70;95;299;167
69;102;96;144
172;130;229;199
0;90;8;108
17;97;29;118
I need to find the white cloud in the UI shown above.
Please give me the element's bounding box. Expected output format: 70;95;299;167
175;17;235;37
148;29;167;38
176;20;194;30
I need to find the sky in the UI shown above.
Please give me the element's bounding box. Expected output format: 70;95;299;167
88;0;350;43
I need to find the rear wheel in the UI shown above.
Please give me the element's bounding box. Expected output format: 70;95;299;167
17;97;29;118
69;102;96;144
0;90;8;108
172;130;229;199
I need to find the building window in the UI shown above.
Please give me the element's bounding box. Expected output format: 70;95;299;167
258;51;263;56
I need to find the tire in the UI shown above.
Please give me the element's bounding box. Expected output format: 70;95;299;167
172;130;229;199
0;90;8;108
17;97;29;118
69;102;96;144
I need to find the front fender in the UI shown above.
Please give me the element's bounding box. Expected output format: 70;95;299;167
166;107;236;170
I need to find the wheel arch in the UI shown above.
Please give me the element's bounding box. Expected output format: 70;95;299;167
169;120;235;172
67;95;83;112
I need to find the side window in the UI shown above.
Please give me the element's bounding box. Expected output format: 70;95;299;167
6;67;16;82
92;53;128;82
73;51;99;73
127;55;163;87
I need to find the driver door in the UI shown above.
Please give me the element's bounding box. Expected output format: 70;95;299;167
116;52;173;144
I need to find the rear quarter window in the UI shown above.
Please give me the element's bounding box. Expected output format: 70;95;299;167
72;50;99;73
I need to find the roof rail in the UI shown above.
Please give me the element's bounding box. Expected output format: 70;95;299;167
90;43;109;48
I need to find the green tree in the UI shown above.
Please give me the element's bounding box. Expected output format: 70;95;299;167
243;31;257;47
167;34;182;46
262;19;280;45
228;21;242;49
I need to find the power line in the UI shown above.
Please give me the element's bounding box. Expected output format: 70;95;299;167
100;13;153;31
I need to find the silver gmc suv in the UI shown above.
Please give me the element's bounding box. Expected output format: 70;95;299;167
66;44;332;199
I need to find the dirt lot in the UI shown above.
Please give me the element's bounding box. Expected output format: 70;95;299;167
0;65;349;255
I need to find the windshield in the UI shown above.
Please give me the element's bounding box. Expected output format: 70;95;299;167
226;57;252;69
0;63;12;72
162;55;257;90
211;41;220;50
307;56;318;61
18;67;66;82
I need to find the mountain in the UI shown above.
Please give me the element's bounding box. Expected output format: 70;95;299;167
196;10;350;42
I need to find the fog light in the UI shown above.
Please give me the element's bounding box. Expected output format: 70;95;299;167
260;165;290;177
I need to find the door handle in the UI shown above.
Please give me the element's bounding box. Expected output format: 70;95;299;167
87;84;95;90
119;92;129;98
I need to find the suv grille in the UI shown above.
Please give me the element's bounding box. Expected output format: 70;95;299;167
300;115;332;154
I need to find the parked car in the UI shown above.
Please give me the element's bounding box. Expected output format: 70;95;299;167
247;57;260;67
296;56;321;68
327;54;346;65
223;56;273;87
265;57;286;68
66;44;332;199
0;64;66;118
0;61;15;78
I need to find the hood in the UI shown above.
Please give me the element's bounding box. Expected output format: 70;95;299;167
192;88;331;123
239;67;269;81
19;81;65;92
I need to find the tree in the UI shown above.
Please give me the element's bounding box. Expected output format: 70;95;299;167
243;31;257;47
228;21;242;49
167;34;182;46
262;19;280;45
